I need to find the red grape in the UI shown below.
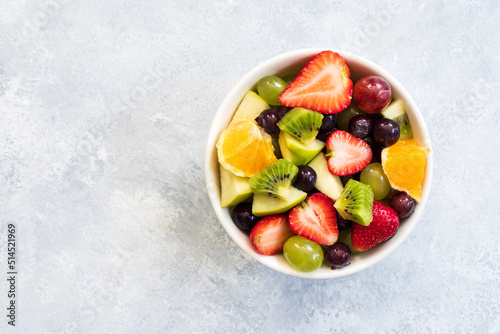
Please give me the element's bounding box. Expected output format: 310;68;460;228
353;75;392;114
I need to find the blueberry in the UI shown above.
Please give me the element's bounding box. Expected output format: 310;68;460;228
336;211;352;231
320;114;337;132
255;109;280;134
372;118;400;147
325;242;351;269
231;202;260;231
292;166;317;193
390;192;415;219
348;114;372;139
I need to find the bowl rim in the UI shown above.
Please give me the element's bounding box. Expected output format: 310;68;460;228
204;48;433;279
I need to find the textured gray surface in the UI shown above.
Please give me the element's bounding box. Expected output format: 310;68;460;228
1;0;499;333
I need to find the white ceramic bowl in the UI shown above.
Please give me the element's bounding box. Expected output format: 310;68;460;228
205;49;432;279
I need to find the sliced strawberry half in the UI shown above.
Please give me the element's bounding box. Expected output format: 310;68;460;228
351;201;399;252
278;50;353;114
288;193;338;245
249;214;295;255
326;130;372;176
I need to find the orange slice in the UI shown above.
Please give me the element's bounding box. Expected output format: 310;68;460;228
381;139;429;202
216;119;277;177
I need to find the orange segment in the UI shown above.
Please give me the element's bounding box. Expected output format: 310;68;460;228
216;119;277;177
381;139;429;203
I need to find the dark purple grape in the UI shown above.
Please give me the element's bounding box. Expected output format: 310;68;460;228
336;211;352;231
364;137;383;163
320;114;337;132
255;109;280;134
316;127;337;142
363;136;377;151
353;75;392;114
275;106;291;120
292;165;317;193
231;202;260;231
390;192;416;219
325;242;351;269
372;118;400;146
348;114;372;139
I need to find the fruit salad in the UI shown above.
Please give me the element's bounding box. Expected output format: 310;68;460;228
216;50;428;273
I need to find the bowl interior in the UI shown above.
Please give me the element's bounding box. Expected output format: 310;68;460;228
205;49;432;279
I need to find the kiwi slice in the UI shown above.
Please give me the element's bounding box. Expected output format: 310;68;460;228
249;159;298;200
334;179;374;226
381;100;413;140
277;108;323;145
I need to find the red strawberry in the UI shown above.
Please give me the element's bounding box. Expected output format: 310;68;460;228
351;201;399;252
249;214;295;255
325;130;372;176
288;193;339;245
278;50;353;114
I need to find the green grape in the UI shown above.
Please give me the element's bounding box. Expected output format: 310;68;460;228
283;235;324;272
257;75;287;106
360;162;391;200
337;103;363;131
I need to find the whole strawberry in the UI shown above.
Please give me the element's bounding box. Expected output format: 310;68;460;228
351;201;399;252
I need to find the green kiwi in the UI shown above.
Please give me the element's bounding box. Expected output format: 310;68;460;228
277;107;323;145
381;100;413;140
334;179;374;226
249;159;298;200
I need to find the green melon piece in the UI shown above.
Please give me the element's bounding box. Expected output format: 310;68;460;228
307;152;344;201
220;165;252;208
229;90;270;127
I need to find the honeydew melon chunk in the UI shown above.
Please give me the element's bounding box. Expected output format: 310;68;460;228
252;187;307;217
279;131;325;166
307;152;344;201
220;165;252;208
381;99;413;140
229;90;270;127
